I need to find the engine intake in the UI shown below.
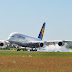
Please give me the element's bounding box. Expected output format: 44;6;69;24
58;42;65;46
0;43;4;46
39;43;44;47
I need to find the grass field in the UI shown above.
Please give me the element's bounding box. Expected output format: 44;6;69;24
0;50;72;72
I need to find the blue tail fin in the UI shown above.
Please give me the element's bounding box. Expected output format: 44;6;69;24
38;22;46;40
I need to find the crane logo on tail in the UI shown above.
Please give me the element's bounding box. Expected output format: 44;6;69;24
42;28;44;36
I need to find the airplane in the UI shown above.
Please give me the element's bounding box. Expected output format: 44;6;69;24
0;22;72;51
6;22;67;51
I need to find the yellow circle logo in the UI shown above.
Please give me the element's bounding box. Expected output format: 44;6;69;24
42;28;44;35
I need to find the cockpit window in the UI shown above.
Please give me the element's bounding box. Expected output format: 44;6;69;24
12;36;14;37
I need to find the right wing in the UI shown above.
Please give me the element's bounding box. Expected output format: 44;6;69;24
44;40;65;46
63;40;72;45
45;40;72;46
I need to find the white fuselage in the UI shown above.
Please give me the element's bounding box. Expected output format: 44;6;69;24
8;32;41;44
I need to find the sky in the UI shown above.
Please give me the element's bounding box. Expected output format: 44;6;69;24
0;0;72;41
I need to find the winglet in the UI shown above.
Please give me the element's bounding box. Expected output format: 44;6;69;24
38;22;46;40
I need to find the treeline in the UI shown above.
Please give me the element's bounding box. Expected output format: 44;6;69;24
0;45;16;50
66;45;72;49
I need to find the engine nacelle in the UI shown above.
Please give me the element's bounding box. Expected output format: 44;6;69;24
0;40;7;48
39;43;44;47
58;42;65;46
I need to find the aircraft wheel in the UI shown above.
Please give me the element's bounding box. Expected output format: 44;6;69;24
35;49;37;51
30;49;33;51
30;49;37;51
30;49;32;51
17;49;20;51
34;49;37;51
23;49;27;51
23;49;25;51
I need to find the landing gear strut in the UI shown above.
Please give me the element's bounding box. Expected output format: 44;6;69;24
22;47;27;51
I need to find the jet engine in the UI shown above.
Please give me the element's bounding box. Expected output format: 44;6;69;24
58;41;65;46
0;40;7;48
39;43;44;47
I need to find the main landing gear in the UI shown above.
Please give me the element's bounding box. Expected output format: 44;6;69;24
17;48;37;51
17;47;27;51
17;49;21;51
30;48;37;51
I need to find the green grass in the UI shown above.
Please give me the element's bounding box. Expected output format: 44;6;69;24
0;50;72;58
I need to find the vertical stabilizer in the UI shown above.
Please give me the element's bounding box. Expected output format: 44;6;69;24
38;22;46;40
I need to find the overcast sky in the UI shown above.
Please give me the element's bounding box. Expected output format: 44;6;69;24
0;0;72;41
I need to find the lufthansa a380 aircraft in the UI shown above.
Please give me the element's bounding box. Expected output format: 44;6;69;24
0;23;71;51
6;22;68;51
